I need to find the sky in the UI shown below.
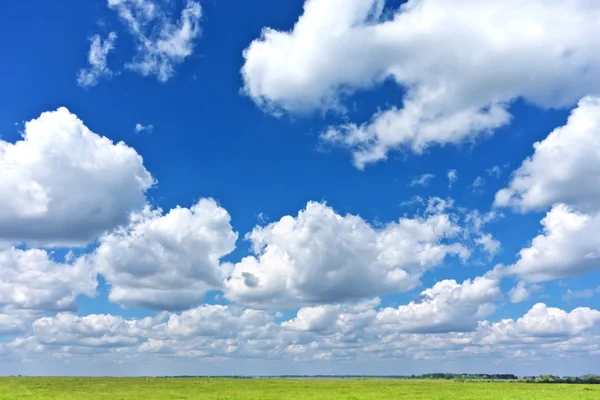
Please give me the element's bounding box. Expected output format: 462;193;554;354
0;0;600;377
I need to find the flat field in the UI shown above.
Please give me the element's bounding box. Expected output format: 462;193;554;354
0;377;598;399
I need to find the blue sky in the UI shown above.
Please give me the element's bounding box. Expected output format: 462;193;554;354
1;0;600;376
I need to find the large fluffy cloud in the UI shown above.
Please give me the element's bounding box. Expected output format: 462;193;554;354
375;273;500;334
89;199;237;311
108;0;202;82
509;204;600;283
0;248;97;313
282;273;500;336
496;97;600;213
281;298;380;336
478;303;600;343
0;107;154;246
225;201;470;308
242;0;600;168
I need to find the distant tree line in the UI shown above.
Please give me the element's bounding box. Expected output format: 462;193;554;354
413;373;519;381
523;374;600;384
159;374;600;383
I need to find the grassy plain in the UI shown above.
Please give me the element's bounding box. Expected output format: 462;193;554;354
0;377;598;399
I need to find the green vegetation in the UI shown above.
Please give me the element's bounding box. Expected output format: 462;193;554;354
0;377;599;399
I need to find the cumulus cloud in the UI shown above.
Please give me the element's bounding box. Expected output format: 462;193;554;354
282;298;380;335
7;298;599;368
509;204;600;283
88;199;237;310
77;32;118;88
508;281;542;303
496;97;600;213
0;108;154;246
32;313;149;348
242;0;600;168
225;201;470;308
376;273;500;334
409;173;435;187
24;304;278;360
479;303;600;342
0;248;97;313
108;0;202;82
474;233;501;259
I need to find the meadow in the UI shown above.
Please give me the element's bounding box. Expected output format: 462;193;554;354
0;377;598;399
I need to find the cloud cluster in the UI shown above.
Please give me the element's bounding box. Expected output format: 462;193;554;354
496;97;600;213
0;248;97;336
0;107;154;246
88;199;237;311
3;299;598;368
498;98;600;283
225;201;470;308
242;0;600;168
509;205;600;283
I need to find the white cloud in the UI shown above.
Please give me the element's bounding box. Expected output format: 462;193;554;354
282;298;379;335
77;32;118;88
509;204;600;283
108;0;202;82
0;108;154;246
9;294;598;369
479;303;600;342
508;281;542;303
508;282;530;303
32;313;149;348
409;173;435;187
375;273;501;333
0;248;96;313
0;314;28;336
447;169;458;188
134;123;153;133
225;201;470;308
25;304;278;360
242;0;600;168
280;272;502;340
496;97;600;213
474;233;501;258
88;199;237;311
464;210;501;234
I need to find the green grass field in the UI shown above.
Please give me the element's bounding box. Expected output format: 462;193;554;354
0;378;598;399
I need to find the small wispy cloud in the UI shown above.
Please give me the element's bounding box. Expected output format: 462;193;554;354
562;287;600;302
409;173;435;187
486;163;509;178
108;0;203;82
471;176;486;195
135;123;154;133
447;169;458;189
77;32;118;88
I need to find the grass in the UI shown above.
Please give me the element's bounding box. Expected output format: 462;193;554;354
0;377;598;399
